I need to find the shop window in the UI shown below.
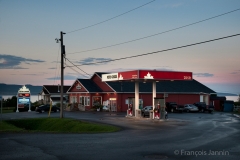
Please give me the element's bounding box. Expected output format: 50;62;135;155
92;96;102;106
70;96;77;103
79;96;90;106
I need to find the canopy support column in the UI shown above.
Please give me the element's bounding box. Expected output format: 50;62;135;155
152;81;156;119
135;81;139;117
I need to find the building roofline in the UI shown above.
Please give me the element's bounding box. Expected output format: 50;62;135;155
93;72;117;92
66;79;90;93
43;86;50;94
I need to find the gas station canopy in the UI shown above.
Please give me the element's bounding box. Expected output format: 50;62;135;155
102;70;193;119
102;70;192;82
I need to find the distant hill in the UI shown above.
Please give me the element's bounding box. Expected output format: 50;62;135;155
217;92;238;96
0;83;42;95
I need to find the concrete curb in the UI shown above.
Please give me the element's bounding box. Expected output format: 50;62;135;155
125;116;188;122
233;114;240;118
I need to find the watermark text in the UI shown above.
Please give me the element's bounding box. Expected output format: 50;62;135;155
174;149;229;157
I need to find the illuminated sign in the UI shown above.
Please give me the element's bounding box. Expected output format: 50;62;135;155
102;73;118;81
18;93;30;97
102;70;192;81
139;70;192;80
18;98;30;104
118;70;138;80
18;104;24;108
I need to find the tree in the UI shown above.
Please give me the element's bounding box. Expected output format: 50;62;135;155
4;96;17;107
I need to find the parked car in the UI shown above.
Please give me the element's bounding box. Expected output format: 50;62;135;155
166;102;184;113
35;104;60;113
184;104;199;112
141;106;153;117
193;102;214;113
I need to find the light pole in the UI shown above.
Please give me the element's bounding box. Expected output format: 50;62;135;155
56;31;66;118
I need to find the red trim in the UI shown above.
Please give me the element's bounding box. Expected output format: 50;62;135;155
103;70;192;81
139;70;192;80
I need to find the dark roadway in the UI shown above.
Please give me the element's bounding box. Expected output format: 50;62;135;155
0;111;240;160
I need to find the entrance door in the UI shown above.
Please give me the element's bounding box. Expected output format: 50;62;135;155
110;100;117;112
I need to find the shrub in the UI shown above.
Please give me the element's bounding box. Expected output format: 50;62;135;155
92;105;103;111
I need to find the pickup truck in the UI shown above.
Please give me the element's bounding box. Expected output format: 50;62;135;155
166;102;184;113
193;102;214;113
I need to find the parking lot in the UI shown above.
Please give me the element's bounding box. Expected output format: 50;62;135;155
1;111;240;160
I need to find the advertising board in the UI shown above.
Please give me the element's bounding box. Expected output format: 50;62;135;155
18;98;30;104
102;70;192;81
139;70;192;80
102;73;118;81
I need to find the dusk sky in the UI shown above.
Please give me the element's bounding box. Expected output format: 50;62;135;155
0;0;240;95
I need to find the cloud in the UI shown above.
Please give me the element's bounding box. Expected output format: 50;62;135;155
0;54;45;69
22;74;37;75
77;57;112;65
1;67;28;69
193;73;214;77
230;70;240;74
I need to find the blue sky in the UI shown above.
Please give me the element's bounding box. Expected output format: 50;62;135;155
0;0;240;95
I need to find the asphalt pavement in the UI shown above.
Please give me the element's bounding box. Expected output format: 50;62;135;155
1;111;240;160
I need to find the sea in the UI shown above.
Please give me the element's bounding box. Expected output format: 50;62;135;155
225;96;239;102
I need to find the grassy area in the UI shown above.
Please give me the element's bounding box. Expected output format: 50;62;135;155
0;107;15;113
1;107;15;113
0;118;120;133
0;121;24;132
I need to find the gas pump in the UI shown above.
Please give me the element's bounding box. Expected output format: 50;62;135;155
139;99;143;110
128;103;133;116
154;101;160;119
154;98;165;120
127;97;135;116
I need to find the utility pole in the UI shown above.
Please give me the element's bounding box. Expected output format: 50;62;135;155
60;31;65;118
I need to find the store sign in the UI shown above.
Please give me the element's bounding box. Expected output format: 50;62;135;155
18;93;30;97
18;98;30;104
139;70;192;80
19;90;30;93
102;73;118;81
102;70;192;81
76;84;82;90
118;70;138;80
18;104;24;108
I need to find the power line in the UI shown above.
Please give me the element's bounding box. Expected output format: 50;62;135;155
65;64;87;78
66;0;156;34
65;58;91;78
67;8;240;54
65;33;240;67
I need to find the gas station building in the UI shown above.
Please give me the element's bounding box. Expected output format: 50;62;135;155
67;70;215;115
